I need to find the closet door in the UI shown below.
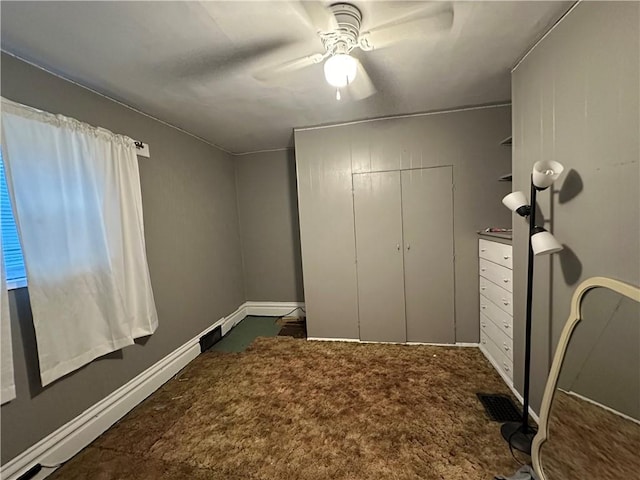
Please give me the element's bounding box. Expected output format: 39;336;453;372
353;171;406;343
401;167;455;344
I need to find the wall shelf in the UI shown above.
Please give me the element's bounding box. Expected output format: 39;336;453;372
499;135;512;181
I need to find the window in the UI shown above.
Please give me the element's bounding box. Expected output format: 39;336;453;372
2;98;158;385
0;152;27;289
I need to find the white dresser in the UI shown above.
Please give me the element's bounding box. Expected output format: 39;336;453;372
478;237;514;386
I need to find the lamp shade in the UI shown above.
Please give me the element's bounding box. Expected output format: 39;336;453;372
531;227;563;255
324;54;357;88
502;191;528;211
532;160;564;190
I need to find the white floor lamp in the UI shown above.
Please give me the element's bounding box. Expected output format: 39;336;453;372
500;160;565;455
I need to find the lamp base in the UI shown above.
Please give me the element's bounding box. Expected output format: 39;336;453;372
501;422;537;455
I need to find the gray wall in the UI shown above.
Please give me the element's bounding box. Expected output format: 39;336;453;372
558;287;639;419
295;106;513;341
511;1;639;413
0;53;245;464
234;149;304;302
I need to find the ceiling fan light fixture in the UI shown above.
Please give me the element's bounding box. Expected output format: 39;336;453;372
324;54;357;88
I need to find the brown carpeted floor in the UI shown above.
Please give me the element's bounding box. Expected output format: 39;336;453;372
50;337;520;479
540;390;640;479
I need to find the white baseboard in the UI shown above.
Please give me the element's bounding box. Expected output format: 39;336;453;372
307;337;361;342
407;342;480;348
222;304;247;335
7;301;505;480
1;303;247;480
1;300;306;480
562;389;640;426
308;338;477;348
244;301;305;317
479;344;539;424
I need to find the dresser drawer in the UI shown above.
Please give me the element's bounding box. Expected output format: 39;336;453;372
480;313;513;361
481;331;514;381
479;277;513;315
479;239;512;269
480;294;513;338
479;258;513;292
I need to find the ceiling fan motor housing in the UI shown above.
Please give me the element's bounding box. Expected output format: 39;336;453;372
321;3;363;55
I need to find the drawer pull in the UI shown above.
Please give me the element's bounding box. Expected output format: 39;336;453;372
481;248;486;252
503;322;510;329
481;305;487;310
481;322;486;328
503;343;510;352
481;268;486;272
481;287;486;291
482;339;487;345
502;299;510;306
503;278;509;283
503;255;510;260
503;362;510;372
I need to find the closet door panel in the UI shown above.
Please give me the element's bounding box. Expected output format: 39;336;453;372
353;171;406;343
401;167;455;343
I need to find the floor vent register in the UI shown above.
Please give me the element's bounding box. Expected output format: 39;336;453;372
476;393;522;422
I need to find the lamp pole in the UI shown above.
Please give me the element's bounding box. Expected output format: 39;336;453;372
500;160;564;455
500;177;538;453
522;177;537;435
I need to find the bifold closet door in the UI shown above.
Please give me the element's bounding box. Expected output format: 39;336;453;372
353;171;406;343
401;167;455;344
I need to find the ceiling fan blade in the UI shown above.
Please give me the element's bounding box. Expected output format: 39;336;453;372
159;39;297;81
347;60;376;101
253;52;325;82
295;1;338;33
360;7;454;50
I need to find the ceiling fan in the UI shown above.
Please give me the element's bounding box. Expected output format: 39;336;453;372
254;1;454;101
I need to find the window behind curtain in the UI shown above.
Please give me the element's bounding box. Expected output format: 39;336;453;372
0;151;27;289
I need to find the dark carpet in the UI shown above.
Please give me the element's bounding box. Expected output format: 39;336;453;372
277;316;307;338
50;337;519;479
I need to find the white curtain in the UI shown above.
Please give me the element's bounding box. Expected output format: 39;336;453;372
1;208;16;404
1;98;158;386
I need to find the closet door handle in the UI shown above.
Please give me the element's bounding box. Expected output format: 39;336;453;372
396;244;400;251
406;243;411;251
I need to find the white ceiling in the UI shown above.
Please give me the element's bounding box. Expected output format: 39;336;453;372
1;1;572;154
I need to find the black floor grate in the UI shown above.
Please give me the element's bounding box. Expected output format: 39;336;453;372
476;393;522;422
